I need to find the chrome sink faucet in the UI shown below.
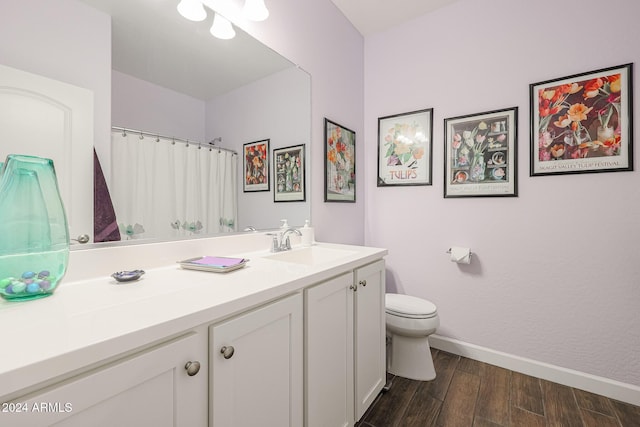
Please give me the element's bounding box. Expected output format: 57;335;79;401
268;228;302;252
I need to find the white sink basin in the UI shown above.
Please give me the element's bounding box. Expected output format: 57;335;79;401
263;246;356;266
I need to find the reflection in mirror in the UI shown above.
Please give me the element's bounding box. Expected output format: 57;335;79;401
0;0;311;248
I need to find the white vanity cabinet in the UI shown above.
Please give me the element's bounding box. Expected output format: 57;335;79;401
209;292;303;427
1;331;208;427
305;259;386;426
353;259;386;420
0;241;387;427
305;272;355;427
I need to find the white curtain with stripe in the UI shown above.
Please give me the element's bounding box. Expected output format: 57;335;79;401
110;131;237;240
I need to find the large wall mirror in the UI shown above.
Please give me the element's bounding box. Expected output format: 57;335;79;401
0;0;311;248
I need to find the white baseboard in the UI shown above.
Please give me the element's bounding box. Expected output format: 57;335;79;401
429;334;640;406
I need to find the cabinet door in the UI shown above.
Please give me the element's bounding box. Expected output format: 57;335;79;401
210;293;303;427
1;332;208;427
305;272;354;427
354;260;386;420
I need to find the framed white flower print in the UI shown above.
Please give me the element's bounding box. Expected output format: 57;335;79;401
444;107;518;198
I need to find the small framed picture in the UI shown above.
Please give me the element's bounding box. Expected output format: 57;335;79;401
273;144;305;202
530;63;633;176
324;118;356;202
444;107;518;198
377;108;433;186
243;139;269;192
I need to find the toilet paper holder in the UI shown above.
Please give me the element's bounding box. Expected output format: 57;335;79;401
446;248;473;258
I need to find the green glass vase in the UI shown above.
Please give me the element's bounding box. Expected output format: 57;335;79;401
0;155;70;301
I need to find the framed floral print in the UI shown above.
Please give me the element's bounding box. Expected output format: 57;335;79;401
273;144;305;202
444;107;518;198
530;63;633;176
324;118;356;202
377;108;433;186
243;139;269;192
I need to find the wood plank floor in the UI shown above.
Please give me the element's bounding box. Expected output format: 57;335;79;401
357;349;640;427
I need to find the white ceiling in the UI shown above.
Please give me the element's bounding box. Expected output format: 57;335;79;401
330;0;463;36
77;0;293;100
75;0;462;100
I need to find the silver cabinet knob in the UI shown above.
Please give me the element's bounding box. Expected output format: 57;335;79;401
359;280;367;287
184;361;201;376
349;284;357;291
220;345;235;359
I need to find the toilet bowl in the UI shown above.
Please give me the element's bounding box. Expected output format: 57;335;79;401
385;293;439;381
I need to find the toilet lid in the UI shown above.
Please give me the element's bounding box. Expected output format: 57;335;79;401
385;293;437;318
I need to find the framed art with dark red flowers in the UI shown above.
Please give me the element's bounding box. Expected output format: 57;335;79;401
274;144;305;202
243;139;269;192
444;107;518;198
377;108;433;186
324;118;356;202
530;63;633;176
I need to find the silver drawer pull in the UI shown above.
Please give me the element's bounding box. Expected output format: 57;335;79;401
184;361;201;376
359;280;367;287
220;345;235;359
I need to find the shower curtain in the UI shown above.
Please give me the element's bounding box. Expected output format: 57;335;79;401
110;131;237;240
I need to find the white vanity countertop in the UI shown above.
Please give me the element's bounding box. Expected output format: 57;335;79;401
0;241;387;398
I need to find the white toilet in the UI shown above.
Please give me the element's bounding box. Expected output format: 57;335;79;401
385;293;440;381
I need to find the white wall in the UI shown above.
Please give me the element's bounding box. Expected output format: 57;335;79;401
206;67;311;230
364;0;640;387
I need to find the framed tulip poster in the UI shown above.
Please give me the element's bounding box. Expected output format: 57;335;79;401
444;107;518;198
530;63;633;176
243;139;269;192
377;108;433;186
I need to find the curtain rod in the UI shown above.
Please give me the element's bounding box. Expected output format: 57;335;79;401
112;126;237;155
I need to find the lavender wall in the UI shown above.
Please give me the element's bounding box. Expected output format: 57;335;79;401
213;0;366;244
364;0;640;386
206;67;311;230
112;70;206;142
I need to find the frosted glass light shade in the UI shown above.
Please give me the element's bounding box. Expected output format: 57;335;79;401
243;0;269;21
210;14;236;39
177;0;207;22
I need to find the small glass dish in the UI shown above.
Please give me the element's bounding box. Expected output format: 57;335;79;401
111;270;145;282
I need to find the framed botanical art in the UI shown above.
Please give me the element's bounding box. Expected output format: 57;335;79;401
324;118;356;202
530;63;633;176
243;139;269;192
273;144;305;202
444;107;518;198
377;108;433;186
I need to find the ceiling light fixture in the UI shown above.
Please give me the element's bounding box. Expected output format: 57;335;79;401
177;0;267;40
210;13;236;40
177;0;207;22
243;0;269;22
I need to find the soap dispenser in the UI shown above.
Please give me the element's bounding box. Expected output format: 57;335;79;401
300;220;314;247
